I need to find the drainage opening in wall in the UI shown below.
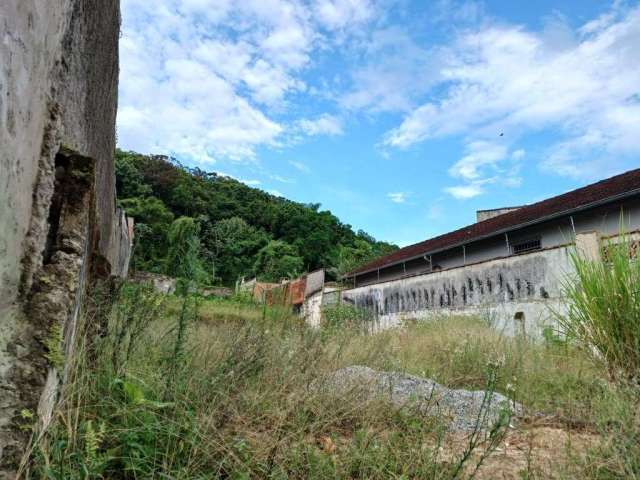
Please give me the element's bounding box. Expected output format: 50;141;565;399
514;311;526;336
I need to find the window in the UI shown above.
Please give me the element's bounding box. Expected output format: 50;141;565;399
511;238;541;255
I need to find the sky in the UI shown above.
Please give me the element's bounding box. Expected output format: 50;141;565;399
117;0;640;247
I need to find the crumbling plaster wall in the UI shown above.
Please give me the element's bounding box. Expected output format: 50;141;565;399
0;0;128;474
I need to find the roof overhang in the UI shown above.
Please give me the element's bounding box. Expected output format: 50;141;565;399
346;188;640;279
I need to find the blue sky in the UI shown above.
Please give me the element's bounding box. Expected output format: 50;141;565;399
117;0;640;246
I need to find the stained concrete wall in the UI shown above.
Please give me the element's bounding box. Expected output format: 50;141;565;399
344;228;640;336
342;227;640;337
343;245;572;336
0;1;128;474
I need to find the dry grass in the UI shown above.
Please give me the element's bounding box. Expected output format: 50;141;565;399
25;287;640;479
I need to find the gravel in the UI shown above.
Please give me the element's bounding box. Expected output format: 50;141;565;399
314;366;523;432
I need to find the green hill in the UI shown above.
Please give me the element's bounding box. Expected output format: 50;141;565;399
115;150;397;285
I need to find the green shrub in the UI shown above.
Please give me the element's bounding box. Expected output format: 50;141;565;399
559;235;640;383
322;304;372;330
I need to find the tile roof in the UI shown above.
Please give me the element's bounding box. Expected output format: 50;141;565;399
349;168;640;277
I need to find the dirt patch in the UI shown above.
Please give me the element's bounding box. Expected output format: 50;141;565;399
464;425;599;479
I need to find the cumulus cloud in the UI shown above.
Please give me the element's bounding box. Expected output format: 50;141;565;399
444;184;485;200
297;114;344;136
118;0;361;164
387;192;409;203
384;4;640;179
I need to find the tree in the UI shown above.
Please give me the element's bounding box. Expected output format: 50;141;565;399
254;240;304;282
167;217;203;290
119;197;174;272
113;149;398;286
115;151;152;198
200;216;269;285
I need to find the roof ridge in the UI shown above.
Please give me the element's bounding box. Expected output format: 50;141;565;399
348;167;640;277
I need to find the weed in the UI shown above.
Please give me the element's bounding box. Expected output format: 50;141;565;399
559;233;640;383
44;322;65;371
24;292;640;479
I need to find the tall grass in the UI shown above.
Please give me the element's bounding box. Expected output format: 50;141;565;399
24;291;517;479
560;235;640;383
22;253;640;479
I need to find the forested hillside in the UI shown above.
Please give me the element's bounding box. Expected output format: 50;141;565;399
115;150;397;285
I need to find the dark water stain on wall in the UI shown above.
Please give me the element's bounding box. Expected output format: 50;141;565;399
343;255;550;319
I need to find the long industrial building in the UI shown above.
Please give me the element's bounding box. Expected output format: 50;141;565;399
341;169;640;335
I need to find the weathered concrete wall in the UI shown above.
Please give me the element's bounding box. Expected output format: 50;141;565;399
303;290;324;328
342;244;575;337
131;272;177;295
343;229;640;336
0;0;129;474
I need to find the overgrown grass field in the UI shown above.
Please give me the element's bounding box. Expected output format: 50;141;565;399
22;238;640;479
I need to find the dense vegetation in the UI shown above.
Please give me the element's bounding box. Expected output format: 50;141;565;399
115;150;396;284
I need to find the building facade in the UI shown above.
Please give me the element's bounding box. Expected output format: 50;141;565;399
342;170;640;336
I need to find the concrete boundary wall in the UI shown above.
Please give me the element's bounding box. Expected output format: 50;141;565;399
341;242;578;337
341;230;640;336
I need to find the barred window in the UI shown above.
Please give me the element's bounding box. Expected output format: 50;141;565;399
512;238;541;255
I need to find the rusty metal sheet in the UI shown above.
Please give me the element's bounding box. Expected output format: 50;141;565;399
287;277;306;305
254;282;280;303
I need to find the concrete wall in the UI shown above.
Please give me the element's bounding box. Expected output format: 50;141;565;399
477;207;522;222
303;290;324;328
0;1;129;473
344;228;640;337
343;241;575;336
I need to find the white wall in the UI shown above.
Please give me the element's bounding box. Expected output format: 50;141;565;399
343;244;575;337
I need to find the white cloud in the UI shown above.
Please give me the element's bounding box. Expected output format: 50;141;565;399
448;141;508;181
118;0;310;163
314;0;376;31
341;27;439;113
289;160;311;173
270;174;296;183
241;179;262;186
268;189;285;197
511;149;525;160
118;0;370;164
445;184;484;200
387;192;408;203
384;4;640;179
297;114;344;136
443;141;522;199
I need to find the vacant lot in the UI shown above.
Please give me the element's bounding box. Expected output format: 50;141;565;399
24;287;639;479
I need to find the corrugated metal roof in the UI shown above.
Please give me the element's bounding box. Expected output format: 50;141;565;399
348;168;640;277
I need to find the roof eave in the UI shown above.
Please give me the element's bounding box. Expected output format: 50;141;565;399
346;188;640;279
